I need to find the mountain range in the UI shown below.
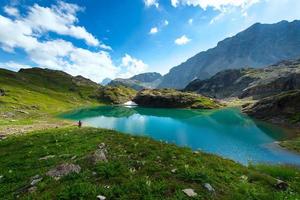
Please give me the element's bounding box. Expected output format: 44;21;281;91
158;20;300;89
184;58;300;99
108;72;162;90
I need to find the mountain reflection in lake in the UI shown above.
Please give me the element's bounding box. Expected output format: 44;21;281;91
61;106;300;166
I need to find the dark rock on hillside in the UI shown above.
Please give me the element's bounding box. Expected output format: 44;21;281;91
109;72;162;90
242;90;300;126
133;89;221;109
185;58;300;99
0;88;5;96
159;20;300;89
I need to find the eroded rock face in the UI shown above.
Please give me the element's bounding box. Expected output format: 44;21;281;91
243;90;300;126
185;59;300;99
46;163;81;179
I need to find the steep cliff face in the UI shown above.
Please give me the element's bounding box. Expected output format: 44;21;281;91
159;20;300;89
185;58;300;99
242;90;300;126
133;89;221;109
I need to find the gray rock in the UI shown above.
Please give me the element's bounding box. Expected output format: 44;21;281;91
91;143;108;163
182;188;197;197
30;176;43;186
46;163;81;179
39;155;55;160
97;195;106;200
204;183;215;192
171;168;177;173
275;179;288;191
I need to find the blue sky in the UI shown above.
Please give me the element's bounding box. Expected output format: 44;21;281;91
0;0;300;82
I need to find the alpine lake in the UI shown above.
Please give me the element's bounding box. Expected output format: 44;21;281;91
61;106;300;166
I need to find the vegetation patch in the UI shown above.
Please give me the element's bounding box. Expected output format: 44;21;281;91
97;85;137;104
134;89;222;109
0;127;299;199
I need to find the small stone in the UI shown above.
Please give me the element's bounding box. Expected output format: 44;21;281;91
30;175;43;186
193;151;200;154
104;185;110;189
39;155;55;160
97;195;106;200
240;175;248;181
182;188;197;197
204;183;215;192
71;155;77;160
275;179;288;191
28;186;37;193
171;168;177;173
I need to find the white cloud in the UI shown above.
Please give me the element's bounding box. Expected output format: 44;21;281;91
118;54;148;78
144;0;159;8
4;6;19;17
188;18;193;25
164;20;169;26
174;35;191;45
171;0;179;7
170;0;260;11
149;27;158;34
0;61;32;71
0;2;118;82
23;1;106;47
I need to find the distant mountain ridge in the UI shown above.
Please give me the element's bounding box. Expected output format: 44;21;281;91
109;72;162;90
159;20;300;89
185;58;300;99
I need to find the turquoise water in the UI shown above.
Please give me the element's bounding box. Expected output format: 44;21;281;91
61;106;300;165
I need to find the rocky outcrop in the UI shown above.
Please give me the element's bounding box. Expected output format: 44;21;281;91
46;163;81;179
242;90;300;126
133;89;221;109
185;58;300;99
97;85;137;104
159;20;300;89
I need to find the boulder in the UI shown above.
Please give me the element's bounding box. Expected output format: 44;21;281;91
275;179;288;191
90;143;108;164
46;163;81;179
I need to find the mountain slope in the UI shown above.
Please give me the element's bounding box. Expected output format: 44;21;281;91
159;20;300;89
0;67;104;129
109;72;162;90
184;58;300;99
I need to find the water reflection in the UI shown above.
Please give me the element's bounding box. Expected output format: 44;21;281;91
61;106;300;166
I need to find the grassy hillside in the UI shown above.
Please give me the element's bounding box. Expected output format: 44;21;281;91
0;68;102;133
97;85;137;104
0;127;299;199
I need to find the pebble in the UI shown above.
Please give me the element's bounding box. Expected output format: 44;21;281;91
204;183;215;192
97;195;106;200
171;168;177;173
182;188;197;197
